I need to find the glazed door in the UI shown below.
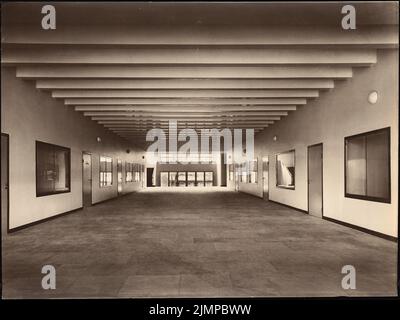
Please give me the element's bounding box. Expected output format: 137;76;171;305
262;156;269;200
308;144;323;217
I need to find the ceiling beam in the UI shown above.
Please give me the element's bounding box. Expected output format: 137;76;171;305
114;126;265;131
116;135;263;140
104;124;271;128
53;89;318;98
107;129;269;134
114;132;262;137
3;25;397;48
111;128;263;133
97;119;276;123
75;105;297;112
92;116;281;121
65;98;306;105
83;111;288;117
98;123;273;128
99;120;274;129
16;65;353;79
2;47;376;65
36;79;335;89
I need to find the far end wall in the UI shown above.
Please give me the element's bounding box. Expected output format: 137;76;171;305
154;163;218;186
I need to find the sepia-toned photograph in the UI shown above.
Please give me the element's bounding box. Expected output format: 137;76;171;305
0;1;398;303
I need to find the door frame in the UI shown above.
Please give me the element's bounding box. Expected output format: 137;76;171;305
307;143;323;217
82;151;92;207
1;133;10;233
146;167;154;187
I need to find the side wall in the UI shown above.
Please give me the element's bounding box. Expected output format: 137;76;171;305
241;50;398;237
1;67;145;229
238;158;263;197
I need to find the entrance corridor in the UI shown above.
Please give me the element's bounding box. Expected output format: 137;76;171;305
2;190;397;298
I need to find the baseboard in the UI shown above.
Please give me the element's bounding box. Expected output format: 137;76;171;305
322;216;397;242
268;199;308;214
8;192;139;232
8;207;83;233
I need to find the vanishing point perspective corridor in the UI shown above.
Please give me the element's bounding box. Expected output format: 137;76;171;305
1;3;398;301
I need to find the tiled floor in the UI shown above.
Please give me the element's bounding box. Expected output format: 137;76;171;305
2;189;397;298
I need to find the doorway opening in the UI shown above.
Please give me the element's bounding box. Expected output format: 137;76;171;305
82;152;92;207
1;133;9;234
220;152;227;186
146;168;154;187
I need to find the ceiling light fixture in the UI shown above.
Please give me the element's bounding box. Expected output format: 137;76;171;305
368;91;378;104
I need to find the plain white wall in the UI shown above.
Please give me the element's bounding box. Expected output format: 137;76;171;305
240;50;398;237
1;67;145;229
